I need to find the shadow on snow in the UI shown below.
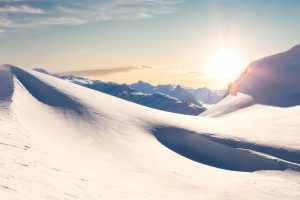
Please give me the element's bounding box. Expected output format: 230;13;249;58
152;127;300;172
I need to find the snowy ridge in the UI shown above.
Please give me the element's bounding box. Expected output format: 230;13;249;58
201;93;255;117
203;44;300;117
0;64;300;199
12;66;89;115
229;44;300;107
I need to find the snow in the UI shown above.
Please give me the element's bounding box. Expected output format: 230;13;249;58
0;64;299;199
201;92;255;117
0;66;14;101
130;81;226;105
200;44;300;149
228;44;300;107
57;74;206;115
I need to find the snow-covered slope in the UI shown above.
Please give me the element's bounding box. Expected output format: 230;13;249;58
203;44;300;117
229;44;300;107
0;64;300;199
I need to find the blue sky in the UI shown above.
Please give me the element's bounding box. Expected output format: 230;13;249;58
1;0;300;88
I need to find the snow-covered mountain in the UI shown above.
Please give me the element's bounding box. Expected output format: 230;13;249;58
188;87;226;104
130;81;226;105
40;72;206;115
228;44;300;107
1;62;300;199
202;44;300;117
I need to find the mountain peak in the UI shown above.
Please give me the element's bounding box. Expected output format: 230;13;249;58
229;43;300;107
290;44;300;52
174;85;183;91
136;80;153;86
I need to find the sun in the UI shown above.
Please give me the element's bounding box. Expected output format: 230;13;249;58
206;47;246;82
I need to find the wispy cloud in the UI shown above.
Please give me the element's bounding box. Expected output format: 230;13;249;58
0;0;184;34
61;65;152;77
0;5;44;14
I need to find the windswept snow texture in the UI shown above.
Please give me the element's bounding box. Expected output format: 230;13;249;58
229;44;300;107
201;93;255;117
1;64;300;199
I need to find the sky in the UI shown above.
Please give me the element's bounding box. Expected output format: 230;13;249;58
0;0;300;89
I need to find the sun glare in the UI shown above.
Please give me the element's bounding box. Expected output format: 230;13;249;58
206;47;245;82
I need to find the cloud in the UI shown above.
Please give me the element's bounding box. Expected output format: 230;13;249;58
61;65;152;77
0;5;45;14
0;0;184;34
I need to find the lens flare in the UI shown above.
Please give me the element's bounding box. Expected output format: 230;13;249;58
206;47;246;82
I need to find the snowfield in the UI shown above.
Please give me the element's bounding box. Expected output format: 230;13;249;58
0;63;299;199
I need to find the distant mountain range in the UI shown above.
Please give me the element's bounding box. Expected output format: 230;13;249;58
130;81;226;105
33;68;225;115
